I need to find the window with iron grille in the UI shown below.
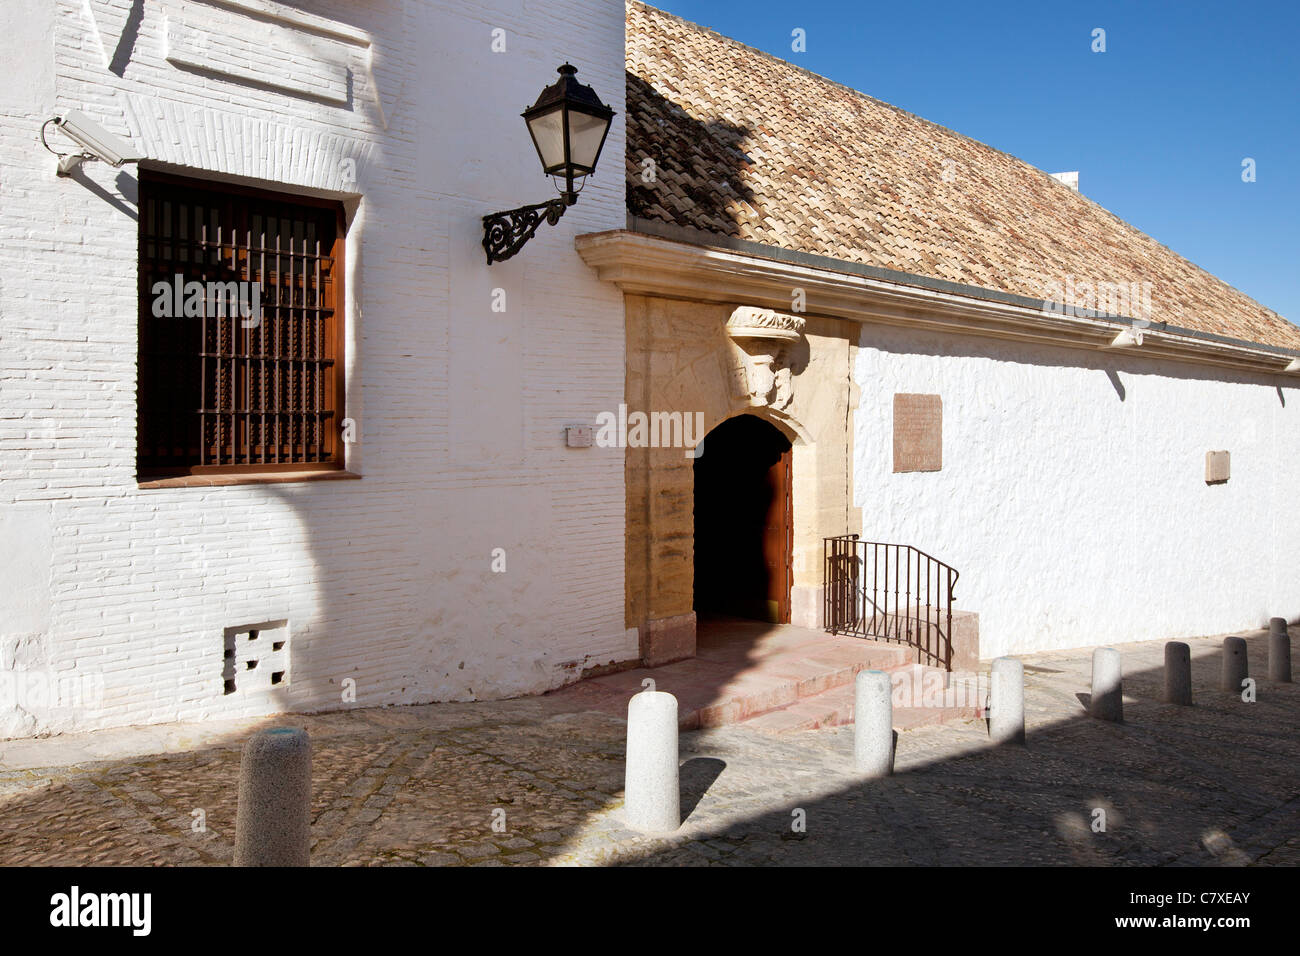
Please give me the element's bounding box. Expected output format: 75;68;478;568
137;172;345;479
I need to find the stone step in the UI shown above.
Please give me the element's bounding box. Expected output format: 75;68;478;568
741;665;985;734
546;626;915;731
686;640;912;729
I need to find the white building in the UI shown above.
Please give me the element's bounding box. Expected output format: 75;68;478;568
1;1;1295;739
0;0;629;738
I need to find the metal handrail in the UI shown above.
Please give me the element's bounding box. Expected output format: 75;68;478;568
823;534;959;670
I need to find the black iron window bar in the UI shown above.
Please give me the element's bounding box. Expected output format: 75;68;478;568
138;177;343;476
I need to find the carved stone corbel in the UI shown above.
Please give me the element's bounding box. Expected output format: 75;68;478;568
725;306;806;410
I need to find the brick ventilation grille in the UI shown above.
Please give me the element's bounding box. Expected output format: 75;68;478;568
223;621;289;695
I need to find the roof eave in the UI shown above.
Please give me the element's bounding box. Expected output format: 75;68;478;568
575;225;1300;377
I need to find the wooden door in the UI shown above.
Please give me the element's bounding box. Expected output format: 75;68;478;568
761;446;793;623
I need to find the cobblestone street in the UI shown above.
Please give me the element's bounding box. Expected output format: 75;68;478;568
0;629;1295;866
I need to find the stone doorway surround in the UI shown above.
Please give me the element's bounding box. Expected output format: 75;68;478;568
618;292;860;666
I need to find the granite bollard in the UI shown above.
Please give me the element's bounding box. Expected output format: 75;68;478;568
989;656;1025;745
1268;618;1291;683
1163;641;1193;705
624;690;680;833
234;727;311;867
1089;647;1123;721
854;670;894;777
1221;636;1249;693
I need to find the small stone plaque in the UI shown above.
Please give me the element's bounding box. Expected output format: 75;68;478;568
565;424;594;448
893;394;942;473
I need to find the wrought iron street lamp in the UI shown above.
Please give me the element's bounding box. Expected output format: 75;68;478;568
482;63;615;264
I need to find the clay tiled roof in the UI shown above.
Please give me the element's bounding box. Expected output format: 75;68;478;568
625;1;1300;351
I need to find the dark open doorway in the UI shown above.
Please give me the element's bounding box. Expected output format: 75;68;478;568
693;414;792;623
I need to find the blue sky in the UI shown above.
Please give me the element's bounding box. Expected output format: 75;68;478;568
651;0;1300;325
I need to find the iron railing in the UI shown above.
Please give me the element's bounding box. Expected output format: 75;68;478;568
824;534;959;669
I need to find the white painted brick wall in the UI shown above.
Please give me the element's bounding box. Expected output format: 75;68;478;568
855;324;1300;659
0;0;632;738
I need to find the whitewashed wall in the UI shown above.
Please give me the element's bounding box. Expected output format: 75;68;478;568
0;0;631;738
855;323;1300;659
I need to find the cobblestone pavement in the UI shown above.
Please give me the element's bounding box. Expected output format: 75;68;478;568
0;629;1295;866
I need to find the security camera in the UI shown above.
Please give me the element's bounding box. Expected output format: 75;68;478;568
42;110;143;176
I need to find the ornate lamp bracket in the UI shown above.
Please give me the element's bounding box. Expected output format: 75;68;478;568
482;197;571;264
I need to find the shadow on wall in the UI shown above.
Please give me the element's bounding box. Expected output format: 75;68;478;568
107;0;144;77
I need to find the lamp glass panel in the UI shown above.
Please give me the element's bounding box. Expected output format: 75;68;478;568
526;108;567;170
566;109;609;170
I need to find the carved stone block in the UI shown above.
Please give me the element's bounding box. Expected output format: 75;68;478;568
893;393;942;473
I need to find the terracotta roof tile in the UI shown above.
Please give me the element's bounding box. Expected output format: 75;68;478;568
626;1;1300;350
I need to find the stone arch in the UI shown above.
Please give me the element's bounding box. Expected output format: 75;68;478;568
701;403;813;448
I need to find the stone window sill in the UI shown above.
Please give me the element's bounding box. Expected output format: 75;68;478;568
138;470;362;490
